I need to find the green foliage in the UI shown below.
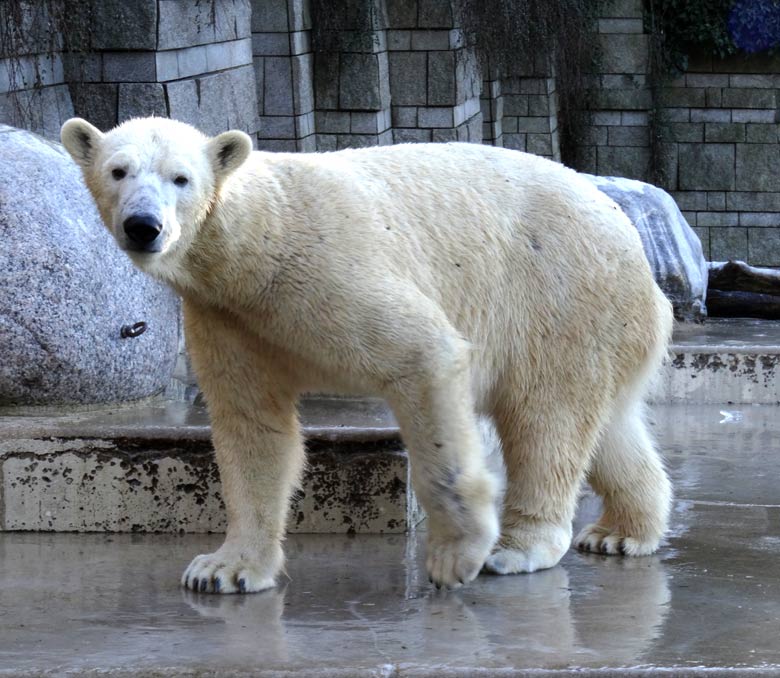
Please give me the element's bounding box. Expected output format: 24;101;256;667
646;0;736;69
646;0;780;72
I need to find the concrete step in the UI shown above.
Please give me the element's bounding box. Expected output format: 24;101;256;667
661;318;780;404
0;397;420;534
2;318;778;534
1;403;779;676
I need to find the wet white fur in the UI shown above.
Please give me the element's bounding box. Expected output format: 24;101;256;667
61;116;673;593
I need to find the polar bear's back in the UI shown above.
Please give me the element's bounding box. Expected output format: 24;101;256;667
255;142;644;280
239;142;668;398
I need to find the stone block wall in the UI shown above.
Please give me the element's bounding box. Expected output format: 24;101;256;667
2;0;778;265
574;0;780;265
1;1;258;139
481;63;560;160
384;0;481;144
660;52;780;264
251;0;482;150
576;0;652;178
313;0;393;149
252;0;317;151
70;0;258;137
0;3;73;139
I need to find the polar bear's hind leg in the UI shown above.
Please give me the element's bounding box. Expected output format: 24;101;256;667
483;396;604;575
576;287;673;557
575;398;671;556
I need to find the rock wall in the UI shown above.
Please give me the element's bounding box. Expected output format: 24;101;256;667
0;2;74;138
1;0;778;266
68;0;257;137
660;52;780;266
575;0;780;266
1;1;257;139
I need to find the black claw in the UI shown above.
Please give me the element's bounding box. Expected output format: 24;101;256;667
199;578;208;593
214;578;222;593
618;541;627;556
435;582;442;591
428;576;434;584
600;542;609;554
238;578;247;593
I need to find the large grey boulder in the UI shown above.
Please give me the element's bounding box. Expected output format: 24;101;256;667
586;175;708;322
0;125;180;406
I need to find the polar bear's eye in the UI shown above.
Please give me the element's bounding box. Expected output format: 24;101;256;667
174;175;189;187
112;168;126;180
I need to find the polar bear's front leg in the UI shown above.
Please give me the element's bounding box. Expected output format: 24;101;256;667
388;338;500;590
181;302;304;594
180;413;303;593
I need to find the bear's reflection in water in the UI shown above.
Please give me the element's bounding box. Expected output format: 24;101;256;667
183;535;671;669
1;532;669;670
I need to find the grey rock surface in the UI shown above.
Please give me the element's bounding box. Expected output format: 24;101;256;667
0;124;180;405
587;174;708;322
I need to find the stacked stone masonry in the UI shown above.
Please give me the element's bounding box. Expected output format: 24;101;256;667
662;57;780;265
579;0;780;265
0;3;74;138
1;0;778;264
313;0;394;150
252;0;484;151
576;0;652;182
252;0;316;151
2;1;258;138
384;0;481;145
481;67;560;160
70;0;258;137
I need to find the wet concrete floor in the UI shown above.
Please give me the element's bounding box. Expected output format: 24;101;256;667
1;403;780;677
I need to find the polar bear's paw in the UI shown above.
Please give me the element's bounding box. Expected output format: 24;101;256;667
482;522;570;575
574;523;659;557
181;542;282;594
426;532;495;589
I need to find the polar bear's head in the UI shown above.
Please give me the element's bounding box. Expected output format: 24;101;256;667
61;117;252;275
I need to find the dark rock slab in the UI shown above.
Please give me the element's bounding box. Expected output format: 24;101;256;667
0;124;179;405
709;259;780;296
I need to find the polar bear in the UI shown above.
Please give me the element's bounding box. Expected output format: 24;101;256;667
61;116;673;594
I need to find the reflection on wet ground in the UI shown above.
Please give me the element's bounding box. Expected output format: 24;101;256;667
1;404;779;676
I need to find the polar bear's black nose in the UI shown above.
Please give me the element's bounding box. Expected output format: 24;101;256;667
123;214;162;246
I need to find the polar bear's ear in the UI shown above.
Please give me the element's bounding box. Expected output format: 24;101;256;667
206;130;253;181
61;118;104;168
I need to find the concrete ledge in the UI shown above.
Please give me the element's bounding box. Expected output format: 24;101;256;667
659;318;780;403
3;319;778;534
0;398;418;534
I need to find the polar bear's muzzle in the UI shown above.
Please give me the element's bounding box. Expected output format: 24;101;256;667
123;213;163;252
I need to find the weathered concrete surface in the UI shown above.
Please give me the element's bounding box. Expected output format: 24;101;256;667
658;318;780;404
1;403;779;676
0;397;419;534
